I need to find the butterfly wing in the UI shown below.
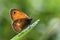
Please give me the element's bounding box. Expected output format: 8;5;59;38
13;19;24;33
10;9;32;33
10;9;28;21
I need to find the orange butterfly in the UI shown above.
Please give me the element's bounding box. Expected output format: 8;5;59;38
10;9;32;33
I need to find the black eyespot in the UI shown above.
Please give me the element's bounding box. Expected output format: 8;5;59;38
14;12;16;14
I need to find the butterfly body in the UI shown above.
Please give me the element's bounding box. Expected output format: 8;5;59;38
10;9;32;33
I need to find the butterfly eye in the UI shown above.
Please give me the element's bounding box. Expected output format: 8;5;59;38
13;11;16;14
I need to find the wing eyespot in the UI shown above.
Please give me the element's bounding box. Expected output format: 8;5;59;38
13;11;16;14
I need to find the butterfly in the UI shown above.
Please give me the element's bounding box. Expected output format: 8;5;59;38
10;9;32;33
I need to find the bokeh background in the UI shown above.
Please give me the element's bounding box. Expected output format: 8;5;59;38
0;0;60;40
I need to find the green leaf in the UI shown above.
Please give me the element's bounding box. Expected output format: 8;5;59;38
10;19;40;40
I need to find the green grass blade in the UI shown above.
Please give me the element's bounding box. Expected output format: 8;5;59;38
11;19;40;40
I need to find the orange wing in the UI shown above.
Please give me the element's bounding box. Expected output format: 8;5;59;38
10;9;28;21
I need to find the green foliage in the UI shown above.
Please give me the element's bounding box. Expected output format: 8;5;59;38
0;0;60;40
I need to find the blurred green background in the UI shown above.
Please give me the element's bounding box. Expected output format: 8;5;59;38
0;0;60;40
